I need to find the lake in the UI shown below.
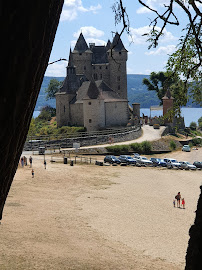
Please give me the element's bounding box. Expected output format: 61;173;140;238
33;107;202;127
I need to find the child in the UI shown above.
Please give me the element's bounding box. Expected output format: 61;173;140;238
173;199;176;207
32;169;34;178
182;198;185;209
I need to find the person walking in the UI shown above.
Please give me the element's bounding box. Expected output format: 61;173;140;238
173;199;176;207
44;160;46;169
29;156;33;168
175;192;181;208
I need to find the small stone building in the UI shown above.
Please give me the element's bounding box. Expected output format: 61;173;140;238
56;33;129;131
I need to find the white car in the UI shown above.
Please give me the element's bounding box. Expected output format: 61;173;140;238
179;161;197;170
182;145;191;152
135;156;153;166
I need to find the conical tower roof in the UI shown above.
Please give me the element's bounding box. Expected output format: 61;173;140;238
68;48;73;66
111;32;127;51
162;89;174;100
106;39;111;51
73;33;89;53
86;80;100;99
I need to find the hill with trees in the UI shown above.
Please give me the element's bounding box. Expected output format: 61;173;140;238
34;75;200;111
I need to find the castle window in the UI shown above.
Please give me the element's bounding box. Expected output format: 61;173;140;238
99;66;102;69
89;119;92;123
106;66;108;69
93;73;98;80
119;52;122;55
79;53;82;55
118;85;120;90
117;76;120;81
88;102;91;105
93;66;95;70
84;66;86;70
64;106;66;113
100;74;102;79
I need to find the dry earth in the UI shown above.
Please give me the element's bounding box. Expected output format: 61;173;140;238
0;148;201;270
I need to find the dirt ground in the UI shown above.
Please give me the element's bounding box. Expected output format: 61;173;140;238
0;148;201;270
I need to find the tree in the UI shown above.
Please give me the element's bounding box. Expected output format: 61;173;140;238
142;71;187;106
45;79;63;100
0;1;64;220
198;116;202;130
113;0;202;106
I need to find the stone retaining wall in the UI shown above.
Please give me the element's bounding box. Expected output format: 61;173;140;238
24;127;142;151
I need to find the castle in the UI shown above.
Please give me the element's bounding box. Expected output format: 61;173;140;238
56;33;129;131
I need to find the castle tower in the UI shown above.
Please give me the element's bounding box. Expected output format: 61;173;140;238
108;33;128;99
72;33;92;80
162;89;174;116
82;81;105;132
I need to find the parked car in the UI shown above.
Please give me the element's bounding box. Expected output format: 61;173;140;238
119;155;136;165
179;161;197;170
149;158;167;167
135;156;153;166
158;159;167;167
150;157;160;166
163;158;181;169
133;153;140;158
182;145;191;152
193;161;202;169
104;155;121;164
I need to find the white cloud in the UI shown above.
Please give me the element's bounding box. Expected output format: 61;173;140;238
45;61;68;77
61;0;101;21
137;0;170;14
73;26;104;38
145;44;176;55
129;26;177;45
71;38;106;49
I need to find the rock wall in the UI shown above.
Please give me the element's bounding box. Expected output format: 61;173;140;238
24;127;142;151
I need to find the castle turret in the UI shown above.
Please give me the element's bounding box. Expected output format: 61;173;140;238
72;33;92;80
82;80;105;131
108;33;128;99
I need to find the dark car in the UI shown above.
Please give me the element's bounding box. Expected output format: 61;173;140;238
158;159;167;167
104;155;121;164
193;161;202;169
150;157;160;166
119;155;136;165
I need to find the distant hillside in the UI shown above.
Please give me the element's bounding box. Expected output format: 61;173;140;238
34;75;199;111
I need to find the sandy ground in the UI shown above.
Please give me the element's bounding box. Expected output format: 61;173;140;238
0;148;201;270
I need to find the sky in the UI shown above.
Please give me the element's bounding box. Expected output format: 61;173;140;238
45;0;190;77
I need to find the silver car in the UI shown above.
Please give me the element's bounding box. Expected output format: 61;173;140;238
179;161;197;170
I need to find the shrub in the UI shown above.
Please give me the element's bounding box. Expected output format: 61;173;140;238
130;143;143;154
190;121;197;130
106;145;129;155
141;141;152;154
169;140;176;150
192;138;202;146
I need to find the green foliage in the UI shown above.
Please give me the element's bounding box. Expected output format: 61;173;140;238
198;117;202;130
106;145;130;155
141;141;152;154
45;79;63;100
130;143;143;154
169;140;176;150
28;106;85;137
167;23;202;106
142;71;186;107
189;121;197;130
192;138;202;146
106;141;152;155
